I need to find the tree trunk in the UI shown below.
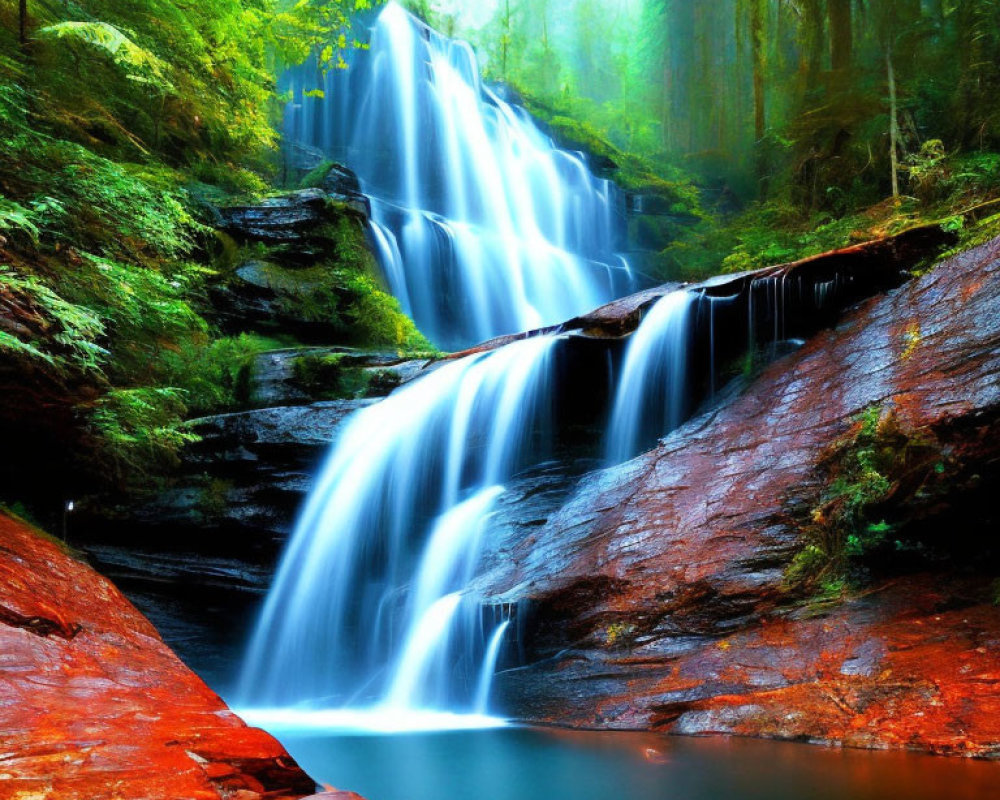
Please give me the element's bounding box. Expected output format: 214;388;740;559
750;0;766;194
829;0;852;72
19;0;27;48
887;45;900;201
799;0;823;90
751;0;765;143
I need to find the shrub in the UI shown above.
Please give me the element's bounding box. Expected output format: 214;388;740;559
292;352;371;399
90;387;199;487
787;405;943;587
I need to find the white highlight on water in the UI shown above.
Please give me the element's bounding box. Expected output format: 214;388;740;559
607;291;695;462
236;707;509;735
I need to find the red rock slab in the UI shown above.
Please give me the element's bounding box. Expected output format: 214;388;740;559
625;575;1000;757
491;238;1000;610
0;512;323;800
489;235;1000;756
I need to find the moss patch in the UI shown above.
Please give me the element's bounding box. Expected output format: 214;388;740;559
787;405;948;589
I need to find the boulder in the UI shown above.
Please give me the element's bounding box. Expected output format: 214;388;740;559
221;188;333;244
0;511;324;799
320;163;371;217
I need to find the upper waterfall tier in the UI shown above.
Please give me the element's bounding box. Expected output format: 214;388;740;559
282;1;634;350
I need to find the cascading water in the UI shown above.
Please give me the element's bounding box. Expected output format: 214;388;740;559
282;1;633;350
238;336;557;727
606;291;695;463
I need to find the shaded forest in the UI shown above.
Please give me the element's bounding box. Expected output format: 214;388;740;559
418;0;1000;277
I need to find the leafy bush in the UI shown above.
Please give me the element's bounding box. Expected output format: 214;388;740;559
787;406;943;588
160;333;283;414
905;139;949;201
342;272;433;351
292;352;371;399
90;387;199;486
37;22;174;91
0;266;107;373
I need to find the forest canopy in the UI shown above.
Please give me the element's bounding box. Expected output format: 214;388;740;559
413;0;1000;210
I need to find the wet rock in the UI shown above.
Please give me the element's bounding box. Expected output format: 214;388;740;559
320;163;371;217
487;236;1000;757
252;347;433;407
208;261;342;342
91;399;372;548
0;511;322;799
189;399;373;453
220;188;333;245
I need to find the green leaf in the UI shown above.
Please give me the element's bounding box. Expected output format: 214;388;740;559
37;22;174;92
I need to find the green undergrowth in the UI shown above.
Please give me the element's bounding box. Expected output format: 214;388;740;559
292;352;403;400
785;405;950;592
661;147;1000;282
0;1;425;494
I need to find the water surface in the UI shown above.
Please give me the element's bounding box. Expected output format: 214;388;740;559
273;727;997;800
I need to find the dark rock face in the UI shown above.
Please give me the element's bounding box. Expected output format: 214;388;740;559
208;170;378;343
76;348;433;685
321;162;371;217
220;188;334;245
0;512;322;800
88;399;365;539
484;237;1000;757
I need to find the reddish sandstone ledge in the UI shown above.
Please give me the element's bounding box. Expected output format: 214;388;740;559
0;512;341;800
488;235;1000;757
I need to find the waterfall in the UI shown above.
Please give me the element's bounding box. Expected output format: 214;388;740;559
606;291;695;463
282;1;633;350
238;336;557;723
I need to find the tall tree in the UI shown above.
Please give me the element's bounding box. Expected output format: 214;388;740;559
19;0;28;48
828;0;852;72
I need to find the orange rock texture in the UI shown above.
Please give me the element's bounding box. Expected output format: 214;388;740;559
0;511;326;800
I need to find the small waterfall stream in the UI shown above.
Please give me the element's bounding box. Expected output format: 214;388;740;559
282;1;633;350
606;291;694;463
239;336;557;725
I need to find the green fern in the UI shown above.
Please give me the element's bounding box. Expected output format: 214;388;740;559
37;22;174;92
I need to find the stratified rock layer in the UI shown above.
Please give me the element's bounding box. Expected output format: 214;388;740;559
489;237;1000;757
0;512;320;799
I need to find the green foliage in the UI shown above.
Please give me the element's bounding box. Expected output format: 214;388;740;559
905;139;948;200
0;0;407;493
292;352;370;399
90;387;199;485
0;266;107;372
787;405;945;588
438;0;1000;261
341;271;433;351
299;160;338;190
160;333;283;414
37;22;173;91
0;196;42;242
